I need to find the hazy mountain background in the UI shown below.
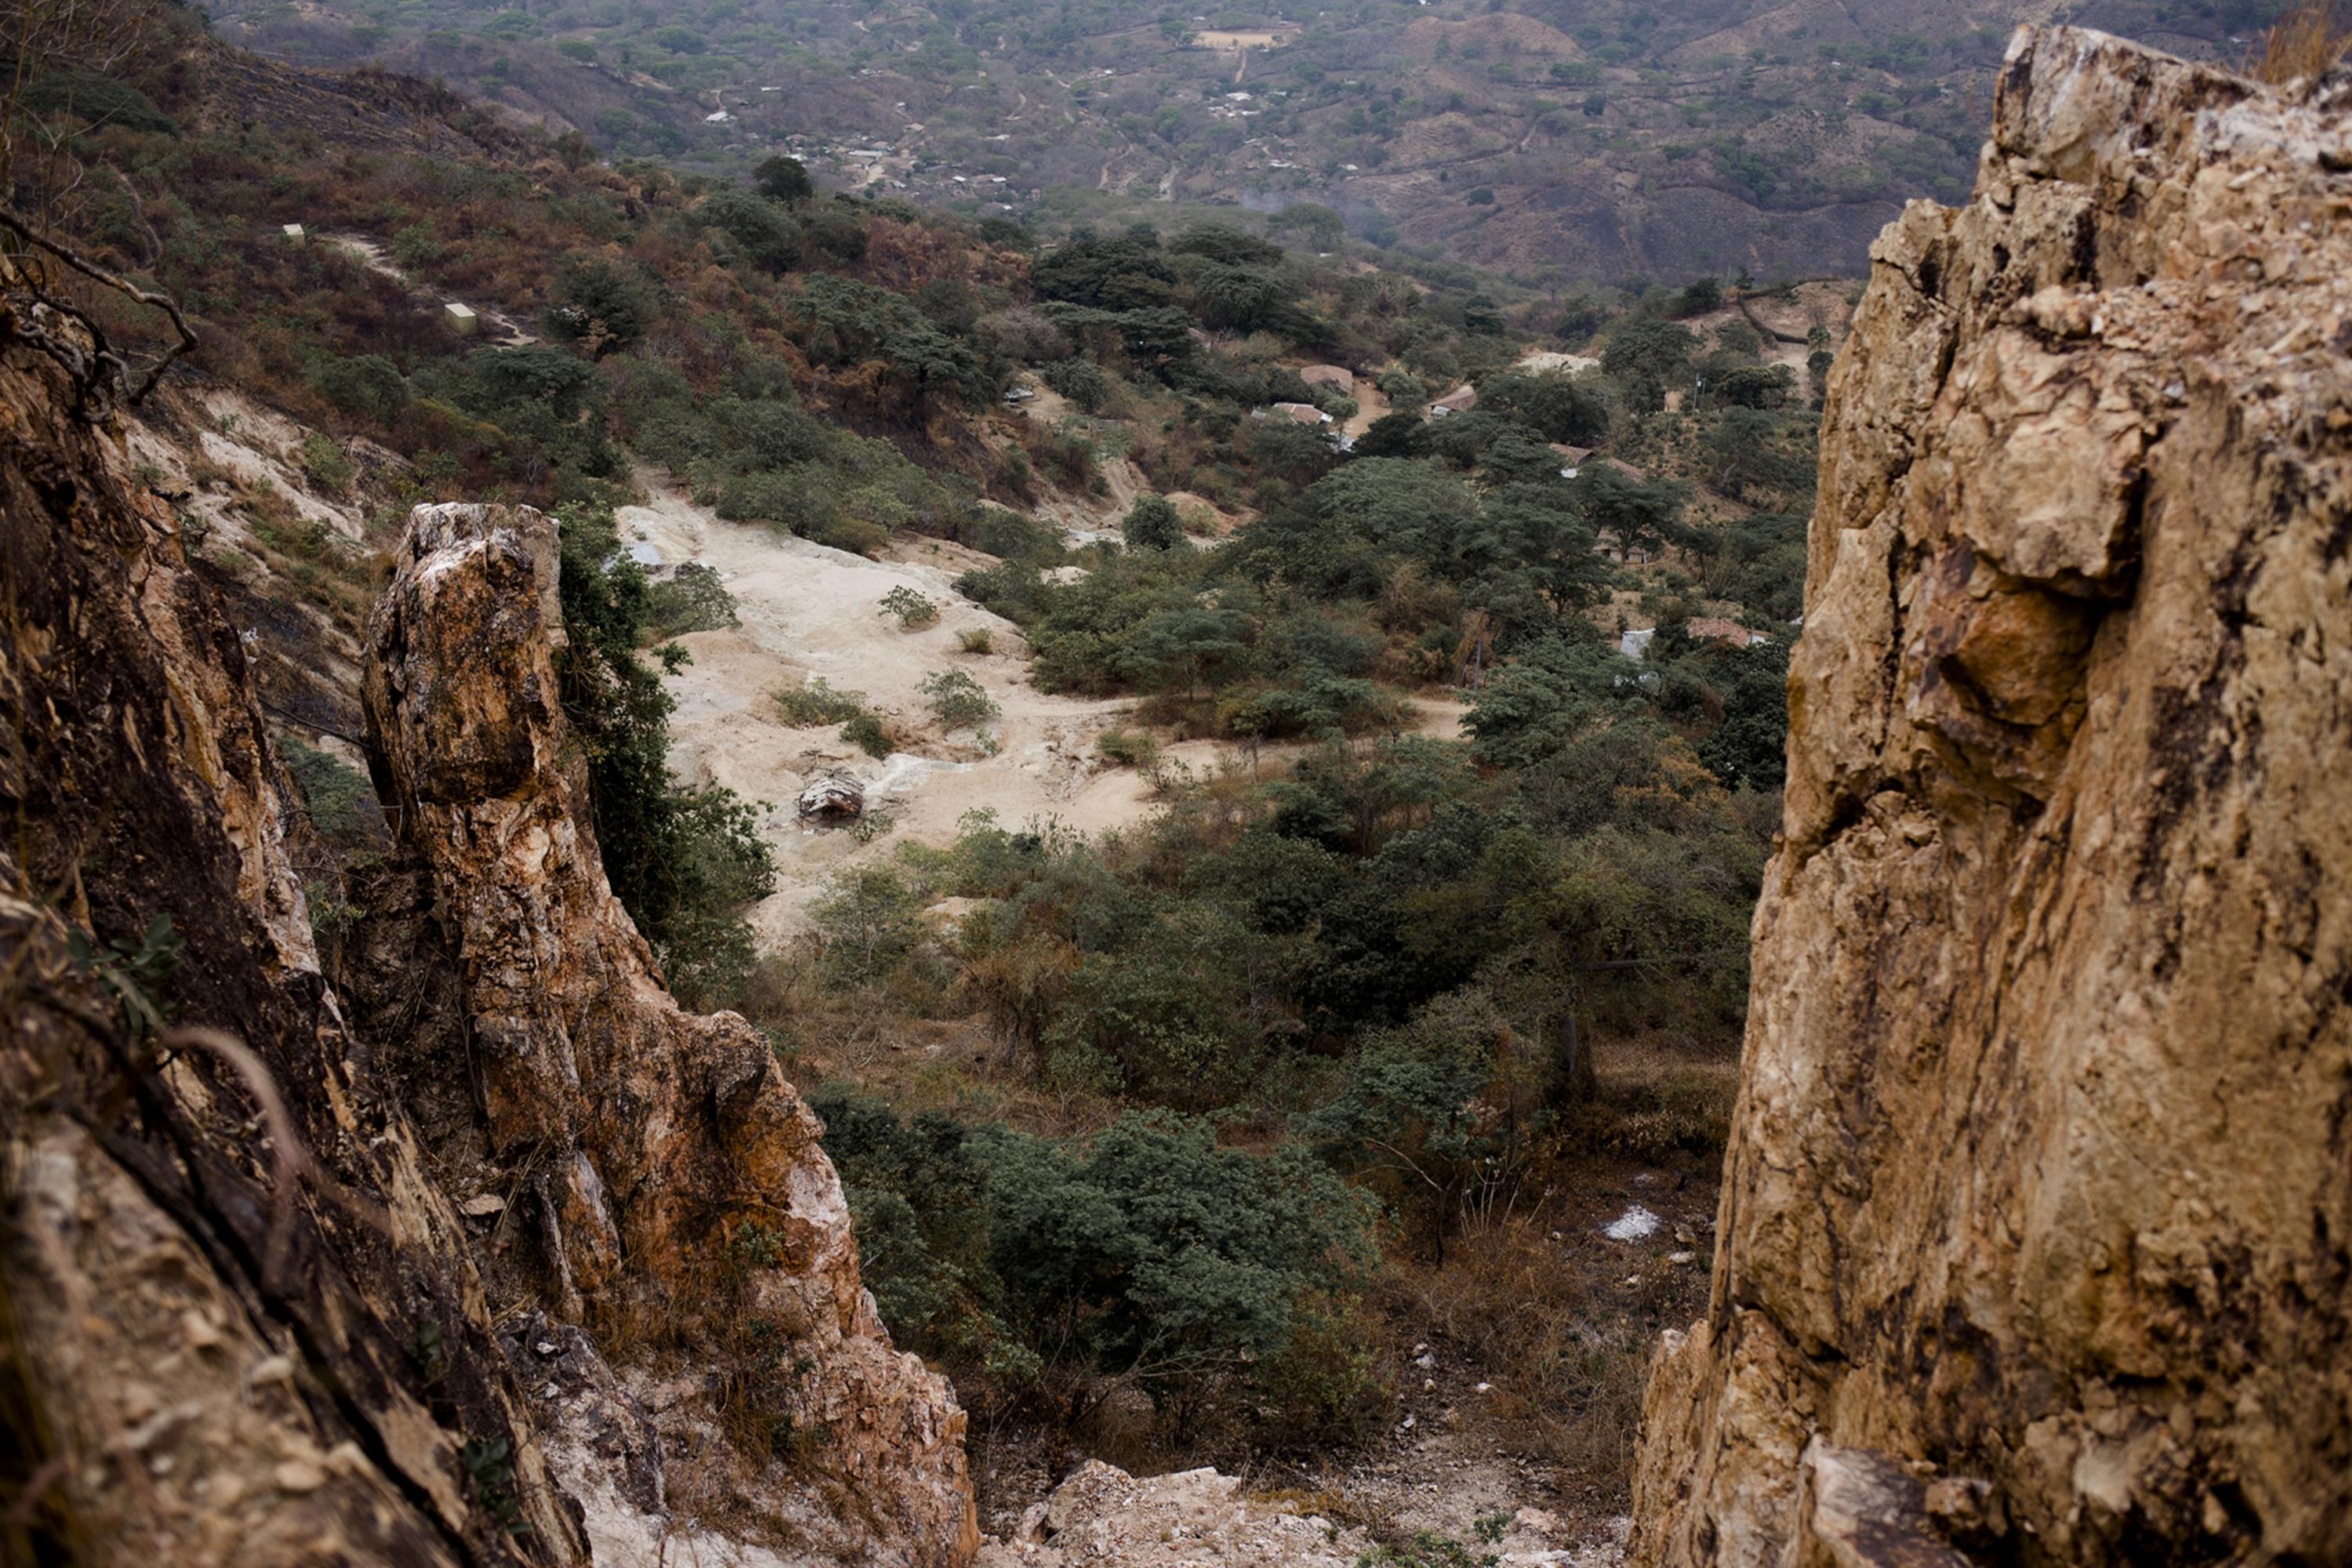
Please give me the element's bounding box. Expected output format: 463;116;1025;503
207;0;2278;281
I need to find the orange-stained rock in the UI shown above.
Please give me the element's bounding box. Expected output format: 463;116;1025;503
1631;27;2352;1568
367;500;978;1566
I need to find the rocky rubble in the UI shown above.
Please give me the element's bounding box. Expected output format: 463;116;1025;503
979;1462;1371;1568
972;1461;1627;1568
1632;27;2352;1567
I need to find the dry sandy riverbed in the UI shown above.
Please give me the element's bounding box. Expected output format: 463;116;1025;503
619;478;1469;948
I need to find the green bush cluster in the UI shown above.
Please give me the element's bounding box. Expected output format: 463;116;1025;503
879;585;941;627
645;561;739;637
811;1087;1378;1428
919;668;999;731
556;503;774;1008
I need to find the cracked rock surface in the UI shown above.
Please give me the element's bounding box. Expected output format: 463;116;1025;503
368;502;978;1565
1631;27;2352;1568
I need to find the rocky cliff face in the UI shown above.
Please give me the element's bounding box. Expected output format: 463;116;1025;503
1631;27;2352;1568
0;262;973;1561
1;261;575;1564
365;501;976;1564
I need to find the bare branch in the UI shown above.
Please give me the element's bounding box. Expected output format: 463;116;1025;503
0;201;194;404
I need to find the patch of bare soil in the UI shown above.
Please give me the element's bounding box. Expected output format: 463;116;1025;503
630;471;1476;944
621;477;1156;943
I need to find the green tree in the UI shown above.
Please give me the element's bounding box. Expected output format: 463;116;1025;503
1474;371;1611;445
1267;202;1345;247
753;153;815;204
1671;276;1723;318
1167;223;1285;267
1042;356;1109;411
975;1111;1376;1381
546;253;659;353
1709;364;1794;410
811;864;926;984
1120;494;1184;552
556;504;774;1007
1030;233;1178;310
920;667;1000;729
1298;989;1540;1261
1602;316;1697;410
1701;408;1815;503
1112;603;1251;699
305;353;408;423
694;187;804;273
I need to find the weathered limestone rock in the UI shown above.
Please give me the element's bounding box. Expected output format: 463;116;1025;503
0;261;973;1565
1631;27;2352;1567
975;1461;1372;1568
365;500;976;1565
0;260;575;1564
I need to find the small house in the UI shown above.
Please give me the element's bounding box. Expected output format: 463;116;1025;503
279;223;307;244
1269;401;1331;426
1429;383;1477;416
445;302;479;336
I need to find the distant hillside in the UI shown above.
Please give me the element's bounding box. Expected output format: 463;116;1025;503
203;0;2287;281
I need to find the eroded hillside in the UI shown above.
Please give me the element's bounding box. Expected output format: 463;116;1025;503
0;256;977;1564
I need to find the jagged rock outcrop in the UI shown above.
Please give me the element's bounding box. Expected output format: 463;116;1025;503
1;257;975;1563
365;500;976;1566
1632;27;2352;1567
0;263;575;1563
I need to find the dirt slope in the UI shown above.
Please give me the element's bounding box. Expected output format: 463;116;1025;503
622;477;1469;942
621;481;1157;940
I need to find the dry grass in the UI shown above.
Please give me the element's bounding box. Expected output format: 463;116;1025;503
2248;0;2351;83
1368;1146;1717;1510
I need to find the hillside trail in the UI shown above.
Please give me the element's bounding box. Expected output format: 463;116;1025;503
319;232;537;346
621;473;1469;943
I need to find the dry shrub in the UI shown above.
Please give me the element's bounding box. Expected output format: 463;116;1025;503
1569;1038;1740;1167
1373;1215;1675;1508
2249;0;2350;82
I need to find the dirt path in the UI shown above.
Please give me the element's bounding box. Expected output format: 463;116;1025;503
1345;377;1392;439
321;233;536;347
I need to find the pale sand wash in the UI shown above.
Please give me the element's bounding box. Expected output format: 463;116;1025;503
620;476;1469;946
621;480;1149;944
